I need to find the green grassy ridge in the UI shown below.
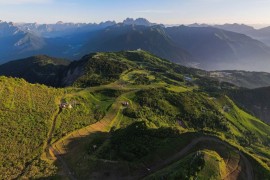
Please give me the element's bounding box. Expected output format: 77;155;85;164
43;54;270;178
82;87;270;178
0;76;63;179
0;77;133;179
62;50;206;88
228;86;270;124
0;50;210;90
145;150;222;180
52;88;123;141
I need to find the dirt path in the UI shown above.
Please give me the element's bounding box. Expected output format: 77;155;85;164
16;105;63;179
47;108;62;147
143;136;254;180
49;92;131;179
239;152;253;180
46;106;77;180
50;146;77;180
48;88;254;180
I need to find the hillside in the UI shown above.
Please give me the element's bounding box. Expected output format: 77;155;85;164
0;77;63;179
61;50;197;87
229;86;270;124
0;55;70;86
1;51;270;179
213;23;270;47
51;51;270;179
0;21;48;63
209;70;270;89
79;24;192;65
166;26;270;71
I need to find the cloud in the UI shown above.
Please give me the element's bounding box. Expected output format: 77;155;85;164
0;0;53;4
135;9;173;14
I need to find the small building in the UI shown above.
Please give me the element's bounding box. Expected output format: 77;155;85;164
223;105;231;112
184;76;193;82
68;104;73;109
60;102;73;109
60;103;68;109
122;101;129;107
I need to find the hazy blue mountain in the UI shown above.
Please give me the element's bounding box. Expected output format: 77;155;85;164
1;19;270;72
0;21;49;63
188;23;210;28
15;18;157;38
123;18;157;26
0;21;22;37
79;24;193;65
211;23;270;46
166;26;270;71
16;21;116;38
213;23;256;34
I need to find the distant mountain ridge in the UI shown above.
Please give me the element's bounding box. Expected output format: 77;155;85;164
79;24;192;65
1;18;270;72
15;21;116;38
192;23;270;47
14;18;157;38
166;26;270;71
123;18;157;26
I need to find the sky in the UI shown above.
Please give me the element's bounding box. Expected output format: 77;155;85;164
0;0;270;26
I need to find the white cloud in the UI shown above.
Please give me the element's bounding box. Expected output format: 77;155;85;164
0;0;53;4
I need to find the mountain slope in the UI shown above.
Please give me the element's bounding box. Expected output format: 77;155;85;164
229;86;270;124
212;23;270;47
15;21;116;38
213;23;256;35
80;24;192;65
0;21;48;63
1;51;270;179
0;55;70;86
0;77;63;179
61;50;203;87
50;51;270;179
209;70;270;89
166;26;270;71
2;19;270;72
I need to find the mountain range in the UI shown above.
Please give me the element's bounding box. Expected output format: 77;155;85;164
1;18;270;72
